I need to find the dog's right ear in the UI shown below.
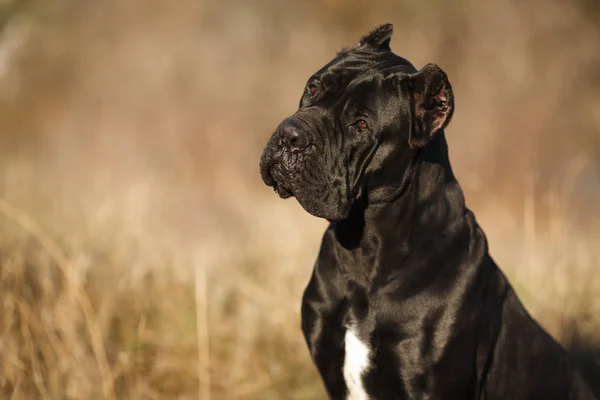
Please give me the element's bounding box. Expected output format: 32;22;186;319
398;64;454;149
358;23;394;51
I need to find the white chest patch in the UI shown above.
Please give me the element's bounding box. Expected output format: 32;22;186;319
343;327;372;400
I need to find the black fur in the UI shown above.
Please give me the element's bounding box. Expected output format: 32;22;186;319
259;23;597;400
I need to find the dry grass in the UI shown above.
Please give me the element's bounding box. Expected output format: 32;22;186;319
0;0;599;398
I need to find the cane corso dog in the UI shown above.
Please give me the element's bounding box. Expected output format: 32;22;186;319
259;23;596;400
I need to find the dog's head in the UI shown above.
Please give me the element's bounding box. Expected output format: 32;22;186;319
260;24;454;221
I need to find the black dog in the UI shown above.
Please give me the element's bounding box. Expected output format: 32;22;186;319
259;24;596;400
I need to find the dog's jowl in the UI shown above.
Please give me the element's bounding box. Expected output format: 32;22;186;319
259;23;597;400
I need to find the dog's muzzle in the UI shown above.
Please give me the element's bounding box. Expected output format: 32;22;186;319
277;119;312;153
260;119;313;198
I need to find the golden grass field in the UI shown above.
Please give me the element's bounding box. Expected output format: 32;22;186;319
0;0;599;398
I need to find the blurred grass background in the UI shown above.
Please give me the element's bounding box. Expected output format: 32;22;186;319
0;0;599;398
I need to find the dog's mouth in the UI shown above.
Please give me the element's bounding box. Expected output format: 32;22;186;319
260;151;294;199
260;145;353;221
268;164;293;199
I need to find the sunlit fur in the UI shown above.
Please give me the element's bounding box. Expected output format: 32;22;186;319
260;24;597;399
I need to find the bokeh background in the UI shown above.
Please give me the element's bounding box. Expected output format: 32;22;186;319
0;0;599;398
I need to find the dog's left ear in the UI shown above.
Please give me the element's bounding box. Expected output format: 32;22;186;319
404;64;454;149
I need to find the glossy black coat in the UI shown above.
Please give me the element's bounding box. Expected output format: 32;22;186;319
260;24;596;400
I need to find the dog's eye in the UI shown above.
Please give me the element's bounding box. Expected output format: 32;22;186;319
356;120;368;131
307;85;317;96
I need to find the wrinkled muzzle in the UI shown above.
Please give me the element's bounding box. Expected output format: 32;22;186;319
259;118;311;198
259;116;352;221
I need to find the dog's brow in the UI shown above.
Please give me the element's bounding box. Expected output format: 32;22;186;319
343;99;374;117
315;72;339;88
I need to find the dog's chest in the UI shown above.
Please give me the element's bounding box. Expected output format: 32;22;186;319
343;326;372;400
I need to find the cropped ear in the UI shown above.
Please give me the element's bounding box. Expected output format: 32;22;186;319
358;23;394;51
407;64;454;149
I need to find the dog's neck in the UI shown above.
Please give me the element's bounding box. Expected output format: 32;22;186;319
333;133;485;275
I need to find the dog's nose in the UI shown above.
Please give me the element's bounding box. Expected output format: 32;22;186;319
278;120;311;152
